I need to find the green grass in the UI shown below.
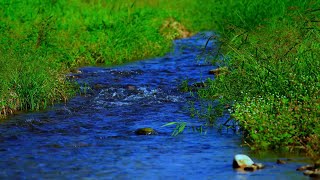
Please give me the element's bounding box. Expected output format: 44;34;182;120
196;0;320;158
0;39;74;115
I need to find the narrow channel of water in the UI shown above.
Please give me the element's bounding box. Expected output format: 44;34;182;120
0;32;309;179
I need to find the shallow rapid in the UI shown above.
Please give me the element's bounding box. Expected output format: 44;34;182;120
0;32;309;179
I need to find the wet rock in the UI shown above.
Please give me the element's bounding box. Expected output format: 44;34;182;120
209;67;229;76
253;163;265;169
298;162;320;178
244;165;258;171
310;170;320;178
304;170;314;176
297;164;314;171
70;68;82;74
135;127;158;135
276;159;287;164
233;154;254;168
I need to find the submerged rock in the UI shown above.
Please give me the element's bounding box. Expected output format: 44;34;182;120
135;128;158;135
276;159;287;164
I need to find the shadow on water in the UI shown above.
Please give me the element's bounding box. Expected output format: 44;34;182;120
0;32;310;179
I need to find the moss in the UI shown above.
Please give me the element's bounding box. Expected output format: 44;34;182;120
135;128;158;135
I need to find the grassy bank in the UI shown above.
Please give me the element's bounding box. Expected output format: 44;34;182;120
0;0;217;118
197;0;320;158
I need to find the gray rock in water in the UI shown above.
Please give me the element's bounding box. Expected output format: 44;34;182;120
233;154;255;168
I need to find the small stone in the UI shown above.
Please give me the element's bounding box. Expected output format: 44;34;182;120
209;67;229;76
244;165;258;171
310;171;320;178
253;163;265;169
297;165;314;171
135;128;158;135
303;170;314;176
276;159;286;164
233;154;255;168
70;69;82;74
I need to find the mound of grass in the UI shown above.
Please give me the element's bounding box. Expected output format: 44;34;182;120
198;0;320;157
0;0;218;117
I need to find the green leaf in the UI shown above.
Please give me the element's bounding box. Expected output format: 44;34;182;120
162;122;178;127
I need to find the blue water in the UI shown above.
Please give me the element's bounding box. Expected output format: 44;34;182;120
0;32;309;179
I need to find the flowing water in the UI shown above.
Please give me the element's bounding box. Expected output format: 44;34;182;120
0;33;310;179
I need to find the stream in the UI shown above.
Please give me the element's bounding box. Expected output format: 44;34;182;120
0;32;310;179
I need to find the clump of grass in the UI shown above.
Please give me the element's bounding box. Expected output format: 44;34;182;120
0;0;221;117
198;0;320;157
0;42;74;118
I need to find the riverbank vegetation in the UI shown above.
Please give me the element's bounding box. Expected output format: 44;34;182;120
1;0;319;159
0;0;216;118
196;0;320;158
